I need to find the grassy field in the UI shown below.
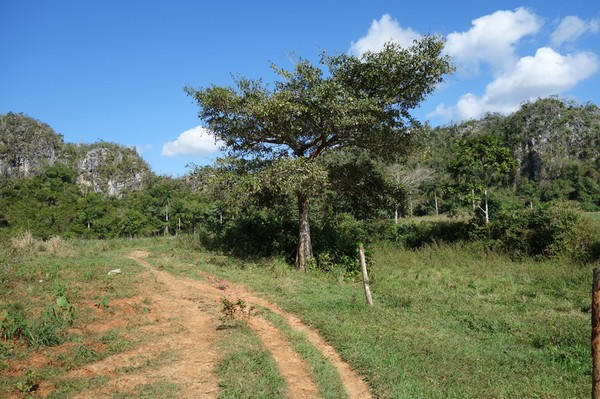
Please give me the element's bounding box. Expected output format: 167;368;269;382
0;234;593;398
169;238;592;398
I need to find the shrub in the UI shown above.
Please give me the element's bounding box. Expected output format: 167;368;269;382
393;220;473;248
487;203;600;261
202;209;296;259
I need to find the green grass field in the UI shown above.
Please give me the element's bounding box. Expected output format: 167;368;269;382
0;235;593;398
170;238;592;398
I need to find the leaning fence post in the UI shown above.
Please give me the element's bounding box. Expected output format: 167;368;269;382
592;267;600;399
359;244;373;306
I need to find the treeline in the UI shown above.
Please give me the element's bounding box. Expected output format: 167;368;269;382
2;97;600;266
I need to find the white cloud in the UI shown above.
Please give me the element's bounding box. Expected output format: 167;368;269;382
349;14;419;57
551;16;600;46
161;126;223;157
445;8;542;74
430;47;600;120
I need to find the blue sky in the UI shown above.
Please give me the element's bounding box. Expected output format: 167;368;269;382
1;1;599;176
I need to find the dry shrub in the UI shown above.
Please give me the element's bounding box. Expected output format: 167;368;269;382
44;236;74;257
9;231;36;250
8;232;74;257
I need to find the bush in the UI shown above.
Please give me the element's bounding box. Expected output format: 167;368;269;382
393;220;474;248
201;209;297;259
487;204;600;261
314;213;366;259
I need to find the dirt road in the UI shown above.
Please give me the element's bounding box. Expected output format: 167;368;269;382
64;250;372;398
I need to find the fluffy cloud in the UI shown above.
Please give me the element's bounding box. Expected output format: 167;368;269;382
350;8;600;123
551;16;599;46
349;14;419;57
162;126;223;157
431;47;600;120
445;8;542;73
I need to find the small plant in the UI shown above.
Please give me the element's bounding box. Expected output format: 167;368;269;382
95;297;110;309
219;297;249;327
15;369;38;393
53;295;76;326
53;280;68;297
0;299;74;347
0;304;27;340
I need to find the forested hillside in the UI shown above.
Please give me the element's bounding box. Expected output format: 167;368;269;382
415;97;600;215
1;98;599;263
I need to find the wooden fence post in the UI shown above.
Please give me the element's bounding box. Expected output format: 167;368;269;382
592;267;600;399
359;244;373;306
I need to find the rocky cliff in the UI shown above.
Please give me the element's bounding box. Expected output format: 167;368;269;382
0;112;151;195
0;112;64;178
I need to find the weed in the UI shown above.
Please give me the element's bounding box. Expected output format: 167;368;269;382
52;280;68;297
219;297;249;327
15;369;38;393
0;299;74;347
44;236;75;257
95;297;110;309
9;231;36;251
0;303;27;340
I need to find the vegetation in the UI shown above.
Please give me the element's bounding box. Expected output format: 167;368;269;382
216;323;287;399
185;37;453;269
0;236;593;398
172;237;593;398
2;60;600;397
3;97;600;268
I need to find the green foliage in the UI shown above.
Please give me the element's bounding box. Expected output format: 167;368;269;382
204;208;296;259
486;204;600;261
322;149;402;220
186;38;453;161
0;299;73;347
393;220;473;248
186;38;453;268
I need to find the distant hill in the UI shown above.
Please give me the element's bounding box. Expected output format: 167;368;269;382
0;112;151;195
449;98;600;182
419;97;600;211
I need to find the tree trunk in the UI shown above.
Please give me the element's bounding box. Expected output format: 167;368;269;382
295;192;313;271
484;189;489;224
434;193;439;216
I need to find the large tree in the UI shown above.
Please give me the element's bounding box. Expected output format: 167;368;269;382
186;37;453;270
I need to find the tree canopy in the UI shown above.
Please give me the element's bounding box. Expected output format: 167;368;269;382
186;37;454;269
185;38;452;162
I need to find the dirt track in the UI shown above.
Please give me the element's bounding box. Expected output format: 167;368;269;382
63;250;372;398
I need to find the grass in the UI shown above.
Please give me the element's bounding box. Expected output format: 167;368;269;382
216;323;286;399
0;236;290;398
0;234;593;398
0;237;152;397
170;237;592;399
